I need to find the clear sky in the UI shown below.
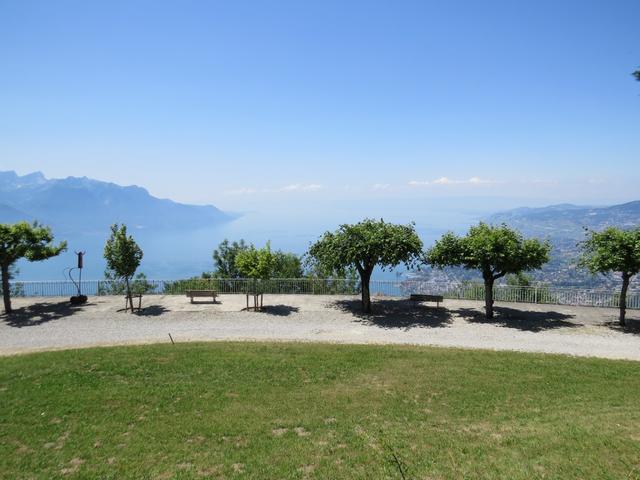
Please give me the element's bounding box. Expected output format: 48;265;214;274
1;0;639;212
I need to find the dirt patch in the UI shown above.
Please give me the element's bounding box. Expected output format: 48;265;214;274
272;428;288;437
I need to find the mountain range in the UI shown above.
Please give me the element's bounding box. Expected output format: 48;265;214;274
487;201;640;287
487;201;640;239
0;170;233;233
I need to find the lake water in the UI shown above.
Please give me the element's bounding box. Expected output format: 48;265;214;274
14;198;499;281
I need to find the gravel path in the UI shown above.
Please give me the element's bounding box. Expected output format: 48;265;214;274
1;295;639;360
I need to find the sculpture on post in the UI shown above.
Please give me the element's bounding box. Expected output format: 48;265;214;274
69;251;88;305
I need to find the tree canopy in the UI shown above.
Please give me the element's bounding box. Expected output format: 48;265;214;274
0;222;67;313
634;69;640;81
272;251;303;278
427;223;550;318
234;242;275;281
579;227;640;325
212;239;250;278
213;239;302;279
307;219;423;312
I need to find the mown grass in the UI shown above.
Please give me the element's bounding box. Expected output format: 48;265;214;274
1;342;639;479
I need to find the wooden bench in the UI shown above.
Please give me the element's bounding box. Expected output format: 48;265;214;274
185;290;218;303
409;294;444;307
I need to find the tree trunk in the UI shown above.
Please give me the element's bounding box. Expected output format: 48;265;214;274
1;264;12;314
483;276;494;319
360;269;372;313
125;277;133;313
619;273;629;327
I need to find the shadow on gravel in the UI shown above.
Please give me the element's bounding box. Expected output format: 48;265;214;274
260;305;300;316
454;306;579;332
134;305;170;317
605;318;640;336
1;301;91;327
333;299;452;330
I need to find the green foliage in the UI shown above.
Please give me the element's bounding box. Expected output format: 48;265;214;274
427;223;551;280
506;272;533;287
308;219;423;276
212;239;250;278
103;224;143;286
634;69;640;81
308;219;423;312
0;221;66;266
235;242;275;280
579;227;640;277
0;221;66;312
272;250;303;278
214;239;303;279
98;272;157;295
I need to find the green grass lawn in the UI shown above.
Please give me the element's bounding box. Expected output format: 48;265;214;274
1;343;639;479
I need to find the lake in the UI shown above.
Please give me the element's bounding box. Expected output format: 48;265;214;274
14;197;501;281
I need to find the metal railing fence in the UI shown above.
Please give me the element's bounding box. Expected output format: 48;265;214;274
7;278;640;310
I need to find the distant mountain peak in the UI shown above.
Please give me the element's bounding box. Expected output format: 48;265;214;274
0;170;47;187
0;170;234;231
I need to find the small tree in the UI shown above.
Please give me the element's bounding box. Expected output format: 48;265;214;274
307;219;423;313
634;69;640;81
579;227;640;326
212;239;250;278
104;224;143;312
0;222;66;313
235;242;275;292
427;223;550;319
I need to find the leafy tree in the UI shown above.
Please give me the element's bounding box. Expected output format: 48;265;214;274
579;227;640;326
212;239;249;278
235;242;275;292
272;251;303;278
307;219;423;313
427;223;550;319
0;222;66;313
103;224;143;311
634;69;640;81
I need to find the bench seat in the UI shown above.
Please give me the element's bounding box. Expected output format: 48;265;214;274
185;290;218;303
409;294;444;307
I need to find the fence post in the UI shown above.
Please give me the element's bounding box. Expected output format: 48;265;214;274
534;286;538;304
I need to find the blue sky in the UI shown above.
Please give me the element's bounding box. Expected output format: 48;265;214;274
1;0;639;212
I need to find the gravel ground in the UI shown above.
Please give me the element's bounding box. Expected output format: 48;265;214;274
1;294;639;360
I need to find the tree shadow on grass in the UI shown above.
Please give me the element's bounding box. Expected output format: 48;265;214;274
258;305;300;316
1;301;91;327
332;299;452;330
453;306;580;332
